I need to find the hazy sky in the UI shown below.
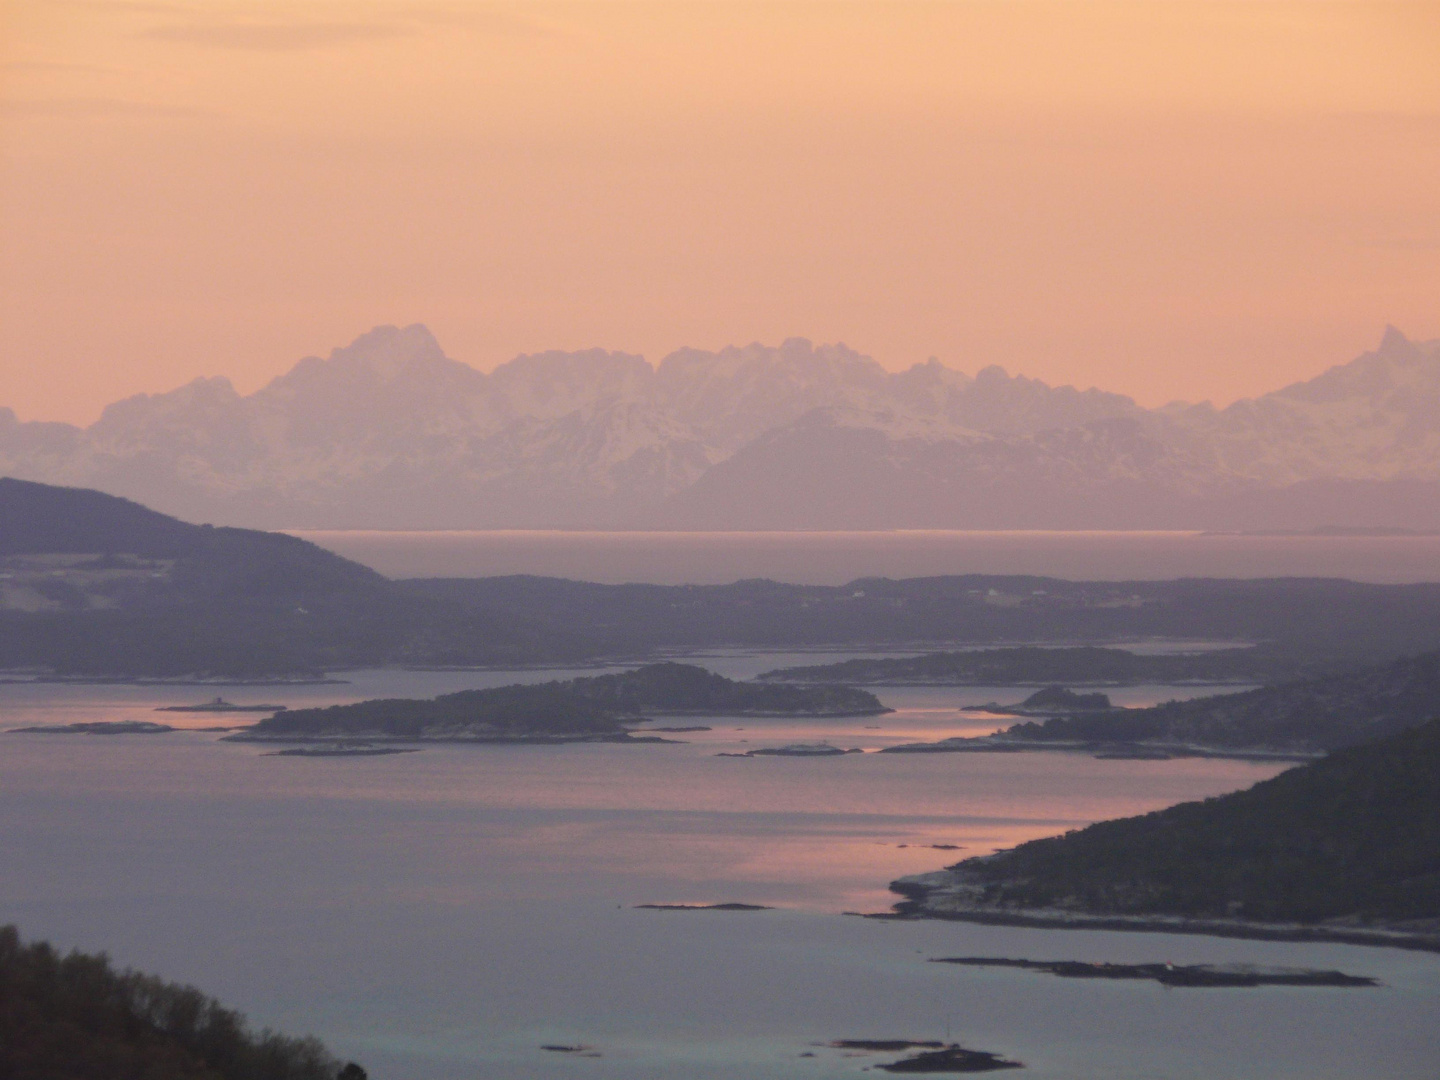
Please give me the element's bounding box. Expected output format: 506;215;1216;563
3;1;1438;425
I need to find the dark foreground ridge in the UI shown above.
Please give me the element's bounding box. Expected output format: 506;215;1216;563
931;957;1376;988
0;924;364;1080
886;717;1440;949
229;662;886;744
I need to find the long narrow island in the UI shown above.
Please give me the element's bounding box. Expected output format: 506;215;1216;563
228;662;888;745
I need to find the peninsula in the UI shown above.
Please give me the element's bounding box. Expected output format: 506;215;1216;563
886;716;1440;951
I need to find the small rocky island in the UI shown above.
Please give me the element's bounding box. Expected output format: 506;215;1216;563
229;662;888;745
826;1041;1022;1073
8;720;175;735
719;743;864;757
157;697;286;713
961;686;1117;716
931;957;1375;988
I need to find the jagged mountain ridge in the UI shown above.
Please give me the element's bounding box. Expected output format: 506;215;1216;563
1;325;1437;528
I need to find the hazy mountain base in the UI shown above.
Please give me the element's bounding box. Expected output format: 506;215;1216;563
13;479;1440;678
757;645;1309;687
4;324;1439;530
885;718;1440;950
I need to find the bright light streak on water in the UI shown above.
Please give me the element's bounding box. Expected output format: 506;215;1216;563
1;664;1436;1079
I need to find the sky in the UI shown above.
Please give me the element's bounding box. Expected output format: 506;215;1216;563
2;0;1438;426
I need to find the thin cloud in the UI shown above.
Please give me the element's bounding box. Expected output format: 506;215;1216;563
143;21;413;50
2;60;124;74
0;97;217;119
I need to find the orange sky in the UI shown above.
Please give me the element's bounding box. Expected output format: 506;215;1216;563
3;1;1438;425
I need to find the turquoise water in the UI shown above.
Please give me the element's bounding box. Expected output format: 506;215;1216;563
1;662;1436;1079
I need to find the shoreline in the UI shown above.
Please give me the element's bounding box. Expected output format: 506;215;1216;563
878;880;1440;954
878;735;1320;763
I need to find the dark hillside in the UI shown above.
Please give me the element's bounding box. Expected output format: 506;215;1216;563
0;925;362;1080
0;479;578;676
898;716;1440;925
0;477;203;557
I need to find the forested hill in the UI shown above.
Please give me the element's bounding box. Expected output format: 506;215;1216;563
894;716;1440;930
1003;650;1440;753
0;924;364;1080
0;478;584;676
0;476;385;594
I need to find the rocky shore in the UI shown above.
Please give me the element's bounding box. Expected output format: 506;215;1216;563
883;869;1440;953
878;734;1318;762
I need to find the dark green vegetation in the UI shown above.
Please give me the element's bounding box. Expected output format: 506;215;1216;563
1003;650;1440;753
897;717;1440;929
0;925;362;1080
931;958;1375;988
236;662;886;742
13;479;1440;678
759;645;1299;686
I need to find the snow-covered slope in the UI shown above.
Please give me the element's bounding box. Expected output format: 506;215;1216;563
2;324;1437;529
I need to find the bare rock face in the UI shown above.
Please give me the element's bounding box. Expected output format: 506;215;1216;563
3;325;1438;529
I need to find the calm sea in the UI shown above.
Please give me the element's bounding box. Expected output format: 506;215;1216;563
2;656;1436;1079
290;529;1440;584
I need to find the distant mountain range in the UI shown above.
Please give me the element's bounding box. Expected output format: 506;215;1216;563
3;325;1439;529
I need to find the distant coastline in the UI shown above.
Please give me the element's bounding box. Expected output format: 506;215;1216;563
875;890;1440;954
292;528;1440;586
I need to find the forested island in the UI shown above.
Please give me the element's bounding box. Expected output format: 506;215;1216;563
887;716;1440;949
0;925;364;1080
231;662;886;744
880;650;1440;757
